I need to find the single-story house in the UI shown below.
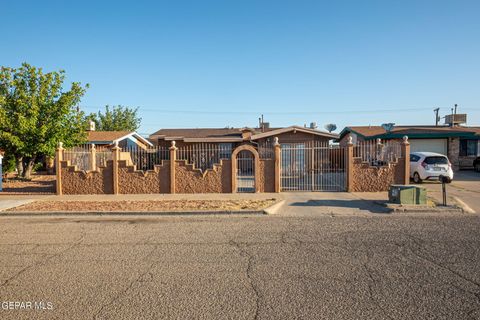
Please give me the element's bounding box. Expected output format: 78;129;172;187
87;131;153;149
338;125;480;170
149;124;338;150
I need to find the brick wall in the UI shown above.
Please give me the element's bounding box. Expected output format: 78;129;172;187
351;157;406;192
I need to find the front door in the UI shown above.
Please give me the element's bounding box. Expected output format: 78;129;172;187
237;150;255;192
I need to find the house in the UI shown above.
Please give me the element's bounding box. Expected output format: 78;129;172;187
338;125;480;170
87;131;153;149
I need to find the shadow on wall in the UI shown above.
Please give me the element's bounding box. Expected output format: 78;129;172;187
289;199;391;214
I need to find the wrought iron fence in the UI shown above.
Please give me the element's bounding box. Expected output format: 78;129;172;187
63;144;91;171
354;139;402;165
122;146;170;171
257;140;275;159
176;143;232;172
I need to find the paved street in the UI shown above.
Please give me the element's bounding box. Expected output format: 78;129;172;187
415;170;480;213
1;213;479;319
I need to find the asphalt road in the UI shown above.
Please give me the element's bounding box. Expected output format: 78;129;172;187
0;214;479;320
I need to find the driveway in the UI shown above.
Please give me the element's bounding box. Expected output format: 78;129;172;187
0;214;479;319
413;170;480;213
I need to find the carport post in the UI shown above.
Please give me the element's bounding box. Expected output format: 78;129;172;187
402;136;410;185
346;137;354;192
55;142;64;195
274;137;281;193
169;141;177;194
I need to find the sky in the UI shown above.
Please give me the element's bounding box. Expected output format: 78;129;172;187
2;0;479;136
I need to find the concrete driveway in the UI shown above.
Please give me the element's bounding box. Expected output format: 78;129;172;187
413;170;480;213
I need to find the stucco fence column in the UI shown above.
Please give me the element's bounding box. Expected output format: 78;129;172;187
89;143;96;171
402;136;410;185
346;136;354;192
274;137;281;193
55;142;64;195
231;144;260;193
169;141;177;194
112;142;120;195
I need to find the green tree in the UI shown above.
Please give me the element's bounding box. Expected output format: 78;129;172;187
88;105;141;131
0;63;88;179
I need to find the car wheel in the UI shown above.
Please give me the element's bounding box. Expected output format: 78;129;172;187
413;172;422;184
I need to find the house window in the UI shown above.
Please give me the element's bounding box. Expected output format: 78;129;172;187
460;139;479;156
219;143;233;159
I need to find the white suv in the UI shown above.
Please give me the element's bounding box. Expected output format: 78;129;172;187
410;152;454;183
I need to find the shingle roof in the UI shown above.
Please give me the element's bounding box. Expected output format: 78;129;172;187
341;125;480;139
150;127;280;139
87;131;133;142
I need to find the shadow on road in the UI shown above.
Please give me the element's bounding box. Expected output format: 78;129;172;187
289;199;391;214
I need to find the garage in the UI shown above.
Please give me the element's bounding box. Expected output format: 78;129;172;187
409;139;448;155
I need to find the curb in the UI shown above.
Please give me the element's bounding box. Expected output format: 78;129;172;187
375;201;464;214
0;210;265;217
451;196;476;214
263;200;285;215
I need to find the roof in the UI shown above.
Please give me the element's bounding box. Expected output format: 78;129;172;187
149;126;337;142
87;131;153;146
339;125;480;140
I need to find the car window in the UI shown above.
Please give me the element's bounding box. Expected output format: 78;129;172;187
424;156;448;165
410;154;420;162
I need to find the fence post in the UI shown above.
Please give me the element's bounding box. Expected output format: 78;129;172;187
169;141;177;194
402;136;410;185
90;143;96;171
112;141;120;194
55;142;64;195
346;136;354;192
274;137;281;193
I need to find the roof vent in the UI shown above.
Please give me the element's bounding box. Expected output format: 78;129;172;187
88;120;96;131
310;122;317;129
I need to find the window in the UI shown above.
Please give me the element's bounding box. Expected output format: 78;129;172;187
424;156;448;165
410;154;420;162
460;139;479;156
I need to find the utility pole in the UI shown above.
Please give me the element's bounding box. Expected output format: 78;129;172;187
434;108;440;126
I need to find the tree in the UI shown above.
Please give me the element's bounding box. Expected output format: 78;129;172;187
88;105;141;131
0;63;88;179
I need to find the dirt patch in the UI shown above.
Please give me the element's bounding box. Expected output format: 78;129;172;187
6;199;276;212
1;174;56;194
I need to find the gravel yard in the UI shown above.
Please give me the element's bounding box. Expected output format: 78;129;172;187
1;174;56;194
5;199;276;212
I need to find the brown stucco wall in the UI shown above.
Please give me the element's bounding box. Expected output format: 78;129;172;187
258;159;275;192
351;158;400;192
175;159;232;193
61;161;113;194
117;160;170;194
448;138;460;171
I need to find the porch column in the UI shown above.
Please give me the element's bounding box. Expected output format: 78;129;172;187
346;137;354;192
112;142;120;195
169;141;177;194
89;143;96;171
274;137;281;193
55;142;64;195
402;136;410;185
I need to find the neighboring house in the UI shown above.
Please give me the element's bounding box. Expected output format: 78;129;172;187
338;125;480;170
87;131;153;149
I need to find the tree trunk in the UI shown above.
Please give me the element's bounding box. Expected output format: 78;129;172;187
23;157;37;180
15;156;24;177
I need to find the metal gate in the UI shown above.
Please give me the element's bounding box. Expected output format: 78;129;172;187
237;150;255;193
281;142;347;191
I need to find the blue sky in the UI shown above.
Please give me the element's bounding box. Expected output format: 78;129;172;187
2;0;479;135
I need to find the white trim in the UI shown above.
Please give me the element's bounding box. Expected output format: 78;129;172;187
251;126;338;140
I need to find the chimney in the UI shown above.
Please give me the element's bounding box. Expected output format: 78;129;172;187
89;120;96;131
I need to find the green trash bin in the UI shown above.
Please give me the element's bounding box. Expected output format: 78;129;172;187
389;185;427;205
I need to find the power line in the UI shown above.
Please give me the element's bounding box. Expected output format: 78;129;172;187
79;105;479;115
